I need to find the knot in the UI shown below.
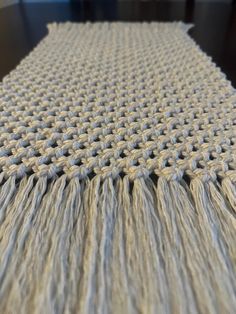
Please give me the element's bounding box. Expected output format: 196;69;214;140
224;170;236;183
65;165;90;179
126;166;150;181
94;166;120;180
3;164;28;179
191;168;217;182
33;164;60;179
155;167;183;181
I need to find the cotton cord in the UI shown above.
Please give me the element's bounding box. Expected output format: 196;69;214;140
0;22;235;314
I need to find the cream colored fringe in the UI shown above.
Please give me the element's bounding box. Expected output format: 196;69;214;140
0;173;235;314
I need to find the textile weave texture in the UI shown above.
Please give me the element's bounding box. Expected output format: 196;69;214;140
0;22;235;314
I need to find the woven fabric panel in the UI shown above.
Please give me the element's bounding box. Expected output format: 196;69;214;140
0;22;235;180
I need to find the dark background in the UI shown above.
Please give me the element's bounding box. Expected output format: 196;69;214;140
0;1;236;87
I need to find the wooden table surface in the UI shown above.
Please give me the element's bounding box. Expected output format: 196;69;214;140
0;1;236;87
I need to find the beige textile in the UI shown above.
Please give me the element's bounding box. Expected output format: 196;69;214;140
0;22;235;314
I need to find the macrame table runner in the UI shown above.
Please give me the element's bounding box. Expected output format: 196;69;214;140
0;22;235;314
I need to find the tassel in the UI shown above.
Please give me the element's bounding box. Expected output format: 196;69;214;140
157;177;198;314
222;176;236;214
190;177;236;312
96;177;117;314
168;179;213;314
132;177;169;313
208;181;236;255
34;175;85;314
77;176;101;313
0;175;17;225
0;174;46;312
110;177;133;314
